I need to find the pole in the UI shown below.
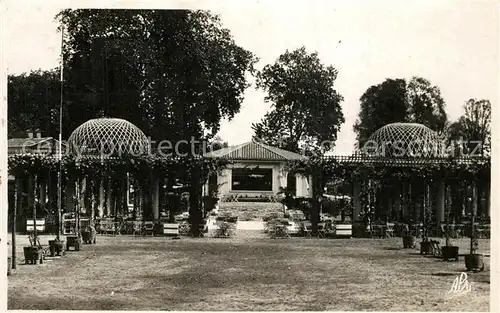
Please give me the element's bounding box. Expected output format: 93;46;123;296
57;25;64;240
11;179;19;269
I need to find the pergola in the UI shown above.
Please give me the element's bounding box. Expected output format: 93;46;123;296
8;118;228;236
288;123;490;234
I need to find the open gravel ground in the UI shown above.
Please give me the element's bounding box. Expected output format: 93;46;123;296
8;234;490;311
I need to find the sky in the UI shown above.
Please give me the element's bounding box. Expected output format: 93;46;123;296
2;0;498;155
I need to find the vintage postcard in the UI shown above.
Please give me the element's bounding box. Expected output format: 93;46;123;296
1;0;497;311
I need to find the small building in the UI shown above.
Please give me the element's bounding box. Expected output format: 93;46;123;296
8;129;64;156
203;140;312;201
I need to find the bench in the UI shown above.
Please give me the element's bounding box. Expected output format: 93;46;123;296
335;224;352;238
26;219;46;233
163;223;180;236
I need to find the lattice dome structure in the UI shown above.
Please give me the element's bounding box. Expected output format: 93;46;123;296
365;123;445;157
68;118;150;156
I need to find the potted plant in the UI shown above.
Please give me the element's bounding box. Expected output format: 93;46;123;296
464;228;484;271
402;221;416;248
464;183;484;271
48;237;65;257
81;225;97;244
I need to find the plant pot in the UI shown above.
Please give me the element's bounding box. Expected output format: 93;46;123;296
420;241;433;255
464;254;484;272
23;246;42;264
81;229;96;244
66;235;81;251
49;240;65;257
402;235;416;248
441;246;459;261
7;257;12;276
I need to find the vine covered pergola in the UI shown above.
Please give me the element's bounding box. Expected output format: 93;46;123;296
287;123;491;234
8;118;229;237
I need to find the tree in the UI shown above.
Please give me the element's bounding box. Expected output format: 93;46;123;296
208;135;229;151
56;9;257;146
447;99;491;156
406;77;447;135
8;70;61;138
353;78;408;147
354;76;448;148
252;47;344;155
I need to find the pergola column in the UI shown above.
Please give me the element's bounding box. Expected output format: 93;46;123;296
65;178;75;213
98;178;105;218
151;174;160;221
353;180;362;221
295;174;305;197
106;178;112;216
39;179;47;210
394;183;401;220
436;179;445;223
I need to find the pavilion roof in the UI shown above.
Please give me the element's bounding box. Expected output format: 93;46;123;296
204;141;308;161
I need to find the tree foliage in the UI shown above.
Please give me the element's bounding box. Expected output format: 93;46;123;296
55;9;257;145
447;99;491;156
252;47;344;155
7;70;61;138
354;77;448;147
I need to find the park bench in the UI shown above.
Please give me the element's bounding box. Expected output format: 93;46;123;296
335;224;352;238
163;223;180;236
26;219;45;233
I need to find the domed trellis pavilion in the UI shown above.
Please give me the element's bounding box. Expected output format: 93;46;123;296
8;117;228;239
286;122;491;237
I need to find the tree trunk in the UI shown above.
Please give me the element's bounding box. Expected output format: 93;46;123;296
189;169;202;237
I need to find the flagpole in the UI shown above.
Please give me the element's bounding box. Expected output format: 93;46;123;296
57;25;64;240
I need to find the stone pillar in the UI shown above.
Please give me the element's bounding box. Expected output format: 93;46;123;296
65;178;75;213
307;175;313;198
39;180;47;210
394;183;401;220
151;175;159;221
353;180;362;221
436;179;445;223
106;178;112;216
27;175;35;214
278;166;288;190
98;178;105;218
296;174;304;197
472;182;478;217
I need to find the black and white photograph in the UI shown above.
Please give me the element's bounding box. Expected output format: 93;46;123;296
1;0;496;311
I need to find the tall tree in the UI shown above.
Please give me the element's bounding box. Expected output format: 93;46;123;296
8;70;61;138
57;9;257;146
354;76;448;148
353;78;408;147
252;47;344;155
406;77;447;134
447;99;491;156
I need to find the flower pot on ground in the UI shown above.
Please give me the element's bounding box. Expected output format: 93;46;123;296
23;246;43;264
420;240;433;255
66;235;81;251
464;253;484;272
441;245;459;261
81;226;96;244
48;239;65;257
402;235;416;248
